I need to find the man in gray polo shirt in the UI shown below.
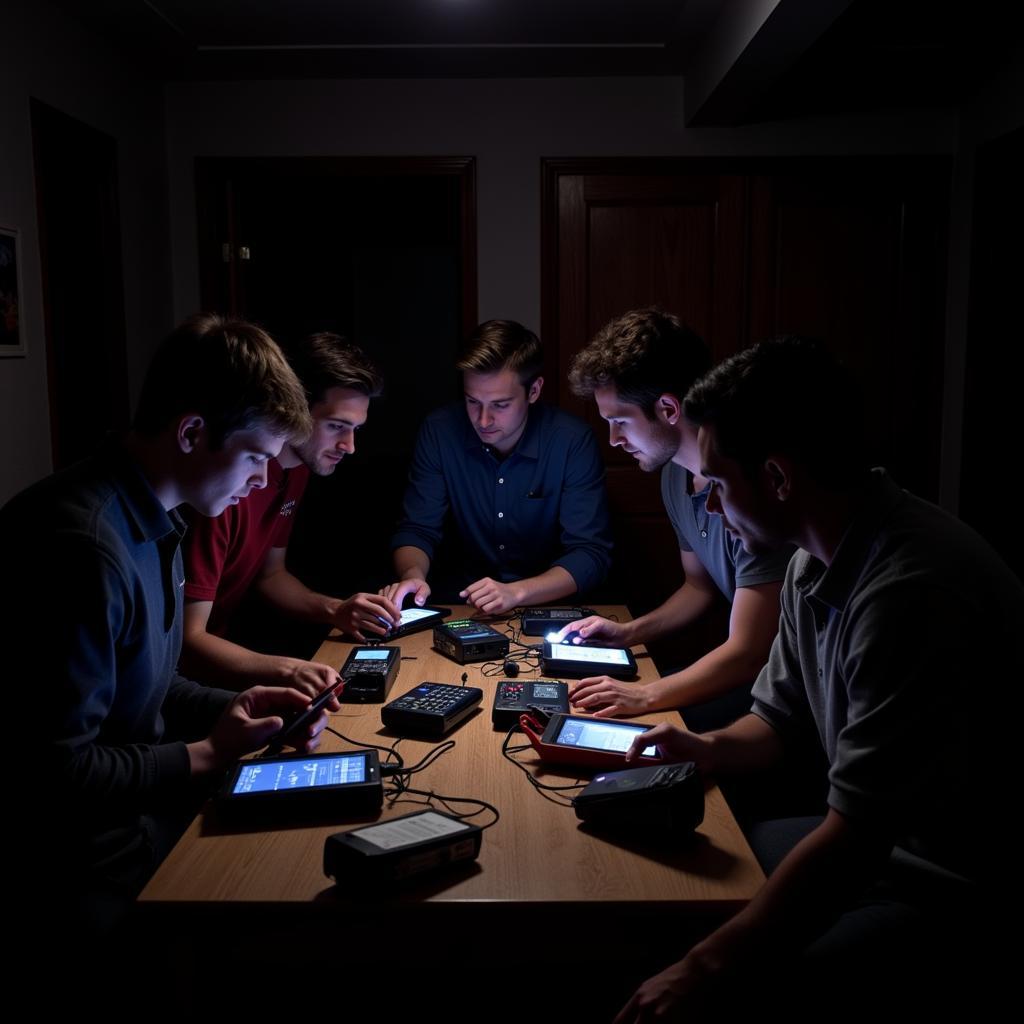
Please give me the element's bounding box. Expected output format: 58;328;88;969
615;337;1021;1021
558;309;793;730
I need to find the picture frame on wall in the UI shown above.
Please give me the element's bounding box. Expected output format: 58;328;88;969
0;225;26;357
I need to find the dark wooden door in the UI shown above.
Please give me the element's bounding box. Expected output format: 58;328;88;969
544;161;749;620
748;158;950;501
544;157;951;619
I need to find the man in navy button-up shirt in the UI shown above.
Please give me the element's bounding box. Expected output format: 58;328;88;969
383;320;611;615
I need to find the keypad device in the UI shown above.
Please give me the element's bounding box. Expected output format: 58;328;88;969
381;682;483;737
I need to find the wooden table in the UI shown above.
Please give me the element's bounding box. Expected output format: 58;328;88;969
138;607;764;1016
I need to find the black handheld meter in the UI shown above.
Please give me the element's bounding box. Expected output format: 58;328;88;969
339;645;400;703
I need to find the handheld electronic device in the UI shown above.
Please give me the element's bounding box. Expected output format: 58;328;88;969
519;712;664;769
338;645;400;703
433;619;509;664
324;810;483;884
377;606;451;642
381;682;483;737
492;679;570;730
216;750;382;823
540;640;638;680
521;606;595;637
573;763;704;834
264;677;344;753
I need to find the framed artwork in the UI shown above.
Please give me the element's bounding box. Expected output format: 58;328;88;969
0;225;26;357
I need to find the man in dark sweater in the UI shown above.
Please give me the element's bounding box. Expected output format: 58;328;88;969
4;314;334;935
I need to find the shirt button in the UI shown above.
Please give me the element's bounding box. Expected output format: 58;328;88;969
498;477;504;484
700;530;707;538
499;544;505;550
498;512;504;518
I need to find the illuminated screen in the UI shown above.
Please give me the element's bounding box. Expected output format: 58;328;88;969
232;755;366;794
355;649;390;660
549;643;630;666
399;608;439;625
555;719;657;758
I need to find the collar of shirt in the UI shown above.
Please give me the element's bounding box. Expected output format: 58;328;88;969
796;468;904;613
99;443;187;545
461;402;545;461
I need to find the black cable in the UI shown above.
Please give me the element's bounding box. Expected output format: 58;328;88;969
385;786;500;830
500;726;585;807
326;725;404;770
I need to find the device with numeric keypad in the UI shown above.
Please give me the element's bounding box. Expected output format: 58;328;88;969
381;682;483;737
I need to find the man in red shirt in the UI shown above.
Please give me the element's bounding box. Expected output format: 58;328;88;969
180;332;401;694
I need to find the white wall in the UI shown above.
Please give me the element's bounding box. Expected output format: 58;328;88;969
0;0;172;502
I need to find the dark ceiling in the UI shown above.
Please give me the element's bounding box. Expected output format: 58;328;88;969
56;0;1022;124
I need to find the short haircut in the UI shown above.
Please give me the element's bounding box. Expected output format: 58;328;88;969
683;335;865;487
456;320;543;387
284;332;383;406
133;313;312;448
569;308;710;418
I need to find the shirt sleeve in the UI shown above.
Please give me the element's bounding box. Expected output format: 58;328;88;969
182;507;234;602
550;424;613;593
733;539;796;589
391;415;450;560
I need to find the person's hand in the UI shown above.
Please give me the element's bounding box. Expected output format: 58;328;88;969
205;686;334;768
334;592;402;641
614;953;720;1024
569;676;653;718
278;658;342;699
379;578;431;610
624;722;709;765
460;577;519;615
553;615;629;646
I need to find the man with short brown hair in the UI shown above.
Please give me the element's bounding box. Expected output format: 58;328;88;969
383;319;612;615
4;314;334;933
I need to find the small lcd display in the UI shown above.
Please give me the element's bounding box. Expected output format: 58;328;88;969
533;683;562;699
232;755;366;794
354;649;390;661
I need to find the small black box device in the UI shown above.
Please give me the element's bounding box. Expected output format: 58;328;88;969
492;679;570;730
338;645;400;703
381;682;483;737
541;640;638;679
216;750;383;824
432;618;509;664
573;763;704;834
324;810;483;884
521;606;594;636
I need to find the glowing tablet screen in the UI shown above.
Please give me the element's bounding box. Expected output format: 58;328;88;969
549;643;631;666
555;719;657;759
232;755;366;794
